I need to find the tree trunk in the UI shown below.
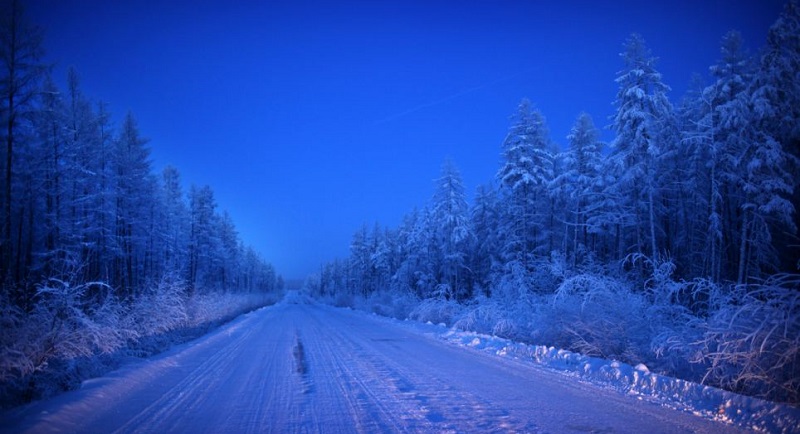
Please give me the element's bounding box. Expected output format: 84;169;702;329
648;187;658;260
737;212;748;285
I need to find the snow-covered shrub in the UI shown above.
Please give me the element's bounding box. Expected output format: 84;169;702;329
499;256;566;296
491;316;520;340
470;262;552;341
408;297;462;326
186;292;274;327
695;275;800;403
29;279;126;369
647;278;711;379
643;254;676;287
453;297;508;336
547;273;650;362
0;273;279;408
0;277;130;405
432;283;453;300
358;290;418;320
332;290;355;308
128;276;188;338
491;261;535;305
546;250;570;282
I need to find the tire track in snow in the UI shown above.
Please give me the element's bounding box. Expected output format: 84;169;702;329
292;331;312;395
305;305;538;433
297;305;425;433
112;325;253;432
110;308;284;433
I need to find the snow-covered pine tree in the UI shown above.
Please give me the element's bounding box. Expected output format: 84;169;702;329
753;1;800;271
368;222;392;293
700;31;755;281
690;29;799;283
159;166;189;276
348;223;371;297
677;74;714;280
757;0;800;149
555;113;604;266
431;159;471;300
112;112;156;297
217;211;241;291
392;208;429;297
37;75;68;278
733;99;797;282
609;33;673;263
405;207;437;299
65;68;110;284
188;184;220;295
469;184;500;296
496;99;554;271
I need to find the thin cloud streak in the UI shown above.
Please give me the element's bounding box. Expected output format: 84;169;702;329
374;68;537;124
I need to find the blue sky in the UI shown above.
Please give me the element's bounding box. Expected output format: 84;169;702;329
27;0;786;279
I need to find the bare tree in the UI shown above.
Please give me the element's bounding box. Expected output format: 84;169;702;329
0;0;46;285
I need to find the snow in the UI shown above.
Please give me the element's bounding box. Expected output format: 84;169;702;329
1;298;791;433
439;328;800;433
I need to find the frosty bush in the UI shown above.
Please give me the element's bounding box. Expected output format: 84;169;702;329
187;291;277;328
0;273;279;408
492;261;535;303
453;298;506;335
0;276;129;405
648;273;800;403
332;290;355;309
547;273;650;362
453;296;527;339
128;276;188;338
695;275;800;403
28;279;124;373
408;297;463;325
648;277;716;379
357;290;418;320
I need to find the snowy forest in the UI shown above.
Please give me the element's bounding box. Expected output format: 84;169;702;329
306;4;800;403
0;2;281;406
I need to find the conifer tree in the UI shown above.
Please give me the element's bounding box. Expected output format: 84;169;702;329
431;159;471;299
497;99;553;270
555;113;604;265
609;33;673;261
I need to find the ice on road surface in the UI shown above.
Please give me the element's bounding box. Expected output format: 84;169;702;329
2;300;750;433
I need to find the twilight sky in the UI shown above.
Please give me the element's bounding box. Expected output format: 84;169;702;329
27;0;785;279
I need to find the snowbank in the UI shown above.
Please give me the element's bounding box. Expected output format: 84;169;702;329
441;328;800;434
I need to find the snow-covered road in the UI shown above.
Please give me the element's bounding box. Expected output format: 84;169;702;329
2;300;749;433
